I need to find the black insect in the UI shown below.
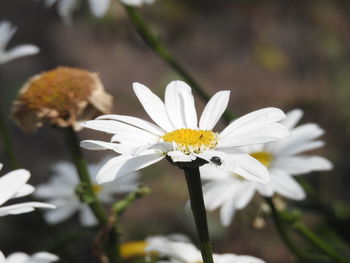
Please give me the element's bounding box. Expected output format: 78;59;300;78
210;156;222;166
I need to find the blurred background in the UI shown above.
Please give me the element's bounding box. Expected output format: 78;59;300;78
1;0;350;262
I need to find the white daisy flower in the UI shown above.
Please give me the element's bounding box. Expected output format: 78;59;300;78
34;157;141;226
0;251;59;263
146;235;265;263
44;0;157;24
0;164;55;217
201;109;333;226
0;21;39;65
81;80;289;185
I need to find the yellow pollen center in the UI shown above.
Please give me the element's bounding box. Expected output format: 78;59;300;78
161;128;217;154
250;151;273;167
120;241;156;259
92;184;103;194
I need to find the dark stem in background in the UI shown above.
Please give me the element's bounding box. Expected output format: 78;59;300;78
184;167;214;263
0;109;19;169
61;127;120;263
123;5;235;123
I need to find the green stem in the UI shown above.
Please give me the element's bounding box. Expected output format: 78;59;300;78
293;222;349;263
0;109;19;169
123;5;235;123
61;127;119;263
183;167;214;263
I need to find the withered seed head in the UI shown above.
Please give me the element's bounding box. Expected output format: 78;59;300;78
12;66;113;133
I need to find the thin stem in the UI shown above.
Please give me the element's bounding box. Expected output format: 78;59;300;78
293;222;349;263
61;127;119;263
123;5;235;123
183;167;214;263
0;109;19;169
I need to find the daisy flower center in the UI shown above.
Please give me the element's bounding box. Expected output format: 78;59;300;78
250;151;273;167
161;128;218;154
92;184;103;194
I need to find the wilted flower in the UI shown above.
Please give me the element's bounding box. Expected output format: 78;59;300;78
201;109;333;226
0;163;55;217
0;251;59;263
12;66;113;133
81;80;289;184
43;0;157;24
0;21;39;65
146;235;265;263
34;157;140;226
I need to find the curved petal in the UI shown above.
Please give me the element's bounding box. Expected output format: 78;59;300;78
0;202;55;217
79;204;98;226
281;109;303;129
133;82;174;131
97;114;165;135
200;164;231;180
31;252;59;262
270;169;306;200
80;140;134;154
273;155;332;175
96;154;164;184
0;169;30;206
12;184;35;198
220;194;238;226
199;90;230;130
220;107;286;138
229;154;270;183
0;45;39;64
88;0;110;17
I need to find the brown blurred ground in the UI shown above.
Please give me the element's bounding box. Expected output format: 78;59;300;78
1;0;350;262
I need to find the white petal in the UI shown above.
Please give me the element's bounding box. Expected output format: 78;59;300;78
281;109;303;129
12;184;35;198
133;82;174;131
234;183;256;209
218;123;289;148
0;202;55;217
270;169;306;200
79;204;98;226
147;142;173;152
0;45;39;64
0;251;4;261
165;80;197;129
0;169;30;206
195;150;235;173
88;0;110;17
80;140;133;154
58;0;78;24
220;194;238;226
199;90;230;130
31;252;59;262
214;254;265;263
273;155;332;175
220;107;286;137
168;151;196;162
97;114;165;135
203;180;239;211
200;164;231;180
43;203;78;224
6;253;29;263
229;154;270;183
96;154;164;184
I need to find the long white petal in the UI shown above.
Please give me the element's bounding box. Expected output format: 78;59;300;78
0;202;55;217
96;154;164;184
12;184;35;198
0;169;30;206
133;82;174;131
80;140;134;154
200;164;231;180
165;81;197;129
218;123;289;148
273;155;332;175
79;204;98;226
58;0;78;24
220;107;286;138
97;114;165;135
199;90;230;130
230;154;270;183
31;252;59;262
0;45;39;64
195;150;235;173
88;0;110;17
220;194;238;227
281;109;303;129
43;203;78;224
270;169;306;200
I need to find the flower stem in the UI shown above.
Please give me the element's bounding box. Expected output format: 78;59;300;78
0;109;19;169
123;5;235;123
61;127;120;263
183;167;214;263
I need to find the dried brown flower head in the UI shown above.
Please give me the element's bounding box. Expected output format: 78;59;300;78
12;66;113;133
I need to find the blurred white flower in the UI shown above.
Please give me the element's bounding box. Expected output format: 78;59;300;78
201;109;333;226
0;21;39;65
146;236;265;263
81;80;289;185
0;164;55;217
34;157;141;226
44;0;157;24
0;251;59;263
